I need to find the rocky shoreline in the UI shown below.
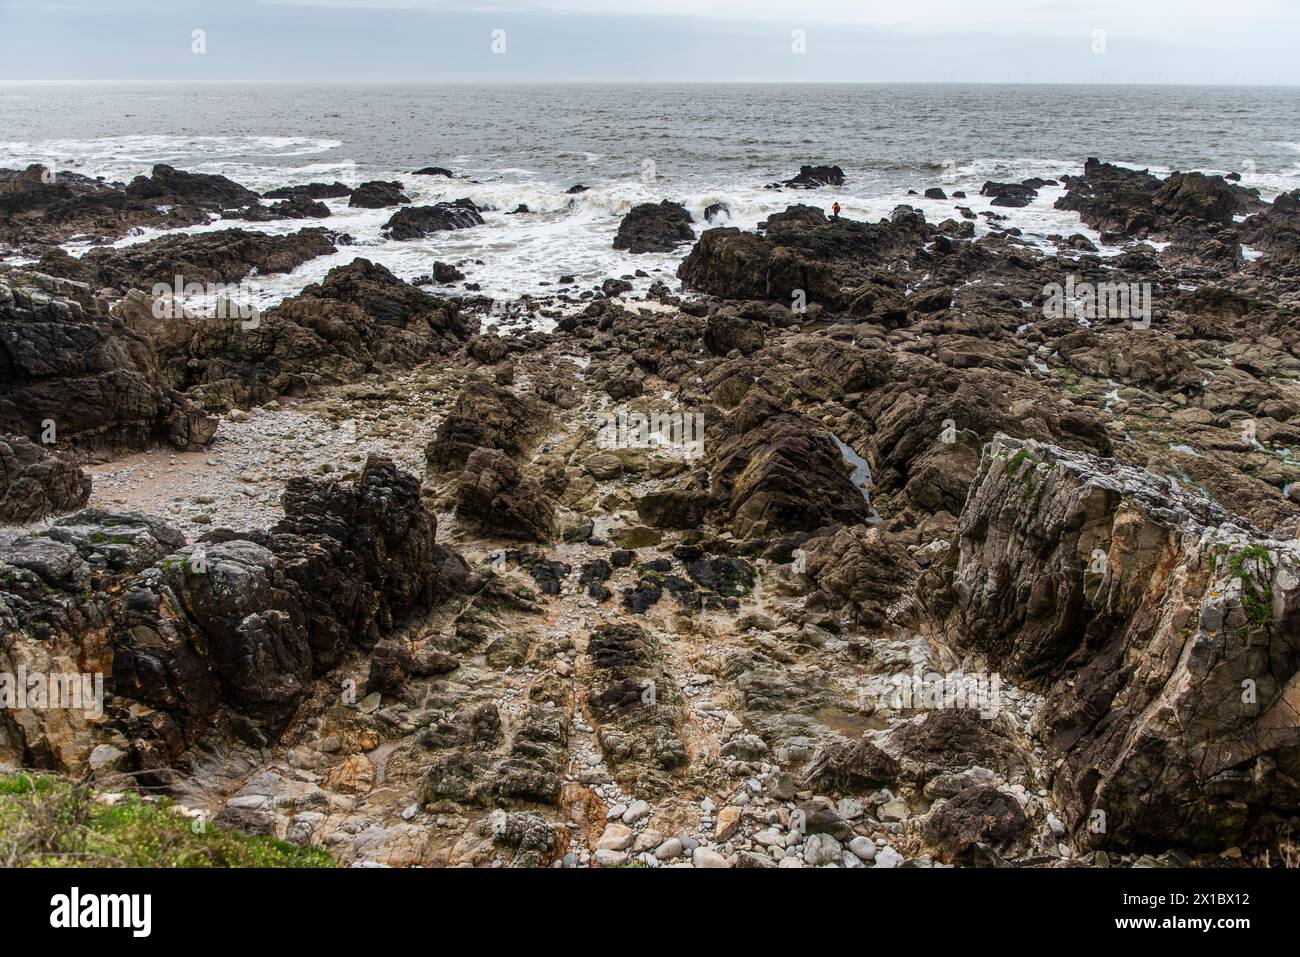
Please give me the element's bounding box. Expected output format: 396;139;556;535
1;156;1298;868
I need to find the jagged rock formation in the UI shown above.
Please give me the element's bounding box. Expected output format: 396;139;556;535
0;434;91;524
930;435;1300;851
0;163;260;249
0;458;468;772
36;226;337;291
0;268;218;455
385;200;483;240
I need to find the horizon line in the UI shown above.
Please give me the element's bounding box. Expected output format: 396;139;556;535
2;78;1298;88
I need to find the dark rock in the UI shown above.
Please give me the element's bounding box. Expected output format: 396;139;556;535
433;261;465;283
773;165;846;189
425;379;550;472
710;393;870;539
612;201;695;254
41;226;337;291
0;434;91;524
0;268;217;455
455;448;554;542
923;785;1030;863
111;457;464;740
262;182;352;200
348;180;410;209
385;200;483;240
980;181;1037;207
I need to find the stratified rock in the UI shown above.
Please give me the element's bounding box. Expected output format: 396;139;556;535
934;434;1300;851
585;622;687;792
0;163;270;248
0;268;217;455
704;310;766;356
180;258;470;410
710;393;869;539
38;227;337;291
425;379;550;472
0;434;91;525
0;508;185;769
113;457;465;740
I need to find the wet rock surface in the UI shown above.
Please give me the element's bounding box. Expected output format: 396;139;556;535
613;201;696;254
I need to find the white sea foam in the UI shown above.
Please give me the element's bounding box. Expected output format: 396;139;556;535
18;135;1300;331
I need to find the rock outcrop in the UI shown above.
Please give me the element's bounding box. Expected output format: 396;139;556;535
613;201;695;254
0;268;218;455
37;227;337;292
0;163;260;248
932;434;1300;852
385;200;484;240
0;435;91;525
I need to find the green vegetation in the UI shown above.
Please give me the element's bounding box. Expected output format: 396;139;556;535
0;773;335;868
1007;448;1032;472
1228;545;1276;626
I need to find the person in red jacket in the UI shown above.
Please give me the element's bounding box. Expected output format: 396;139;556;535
832;201;842;220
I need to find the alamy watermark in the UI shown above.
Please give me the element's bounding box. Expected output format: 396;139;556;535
151;275;261;329
595;408;705;459
863;670;1003;719
1043;275;1151;329
0;668;104;719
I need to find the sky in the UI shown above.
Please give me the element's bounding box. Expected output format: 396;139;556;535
0;0;1297;84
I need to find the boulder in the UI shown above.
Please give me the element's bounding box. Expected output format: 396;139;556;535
385;200;483;240
455;448;554;542
612;201;695;253
348;180;410;209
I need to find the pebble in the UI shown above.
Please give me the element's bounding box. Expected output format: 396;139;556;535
848;836;877;861
803;833;842;866
654;838;683;861
878;798;910;822
622;800;651;824
692;847;730;868
596;823;633;851
874;845;904;868
714;806;743;841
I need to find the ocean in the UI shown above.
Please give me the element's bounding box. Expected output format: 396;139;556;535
3;82;1299;306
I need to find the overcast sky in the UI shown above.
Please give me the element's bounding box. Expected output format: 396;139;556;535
1;0;1297;84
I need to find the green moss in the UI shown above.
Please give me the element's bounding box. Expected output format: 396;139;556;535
0;773;335;868
1228;545;1276;626
1007;448;1032;473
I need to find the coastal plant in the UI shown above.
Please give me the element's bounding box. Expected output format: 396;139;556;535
0;773;334;868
